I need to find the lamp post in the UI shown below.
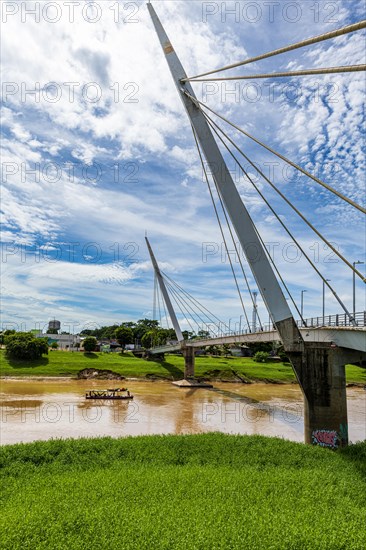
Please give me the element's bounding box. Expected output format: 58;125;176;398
208;324;216;338
252;291;258;333
268;312;273;331
322;279;331;323
300;290;307;325
239;314;244;335
353;261;364;319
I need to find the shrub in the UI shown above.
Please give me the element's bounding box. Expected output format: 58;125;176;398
5;332;48;360
278;350;290;363
253;351;269;363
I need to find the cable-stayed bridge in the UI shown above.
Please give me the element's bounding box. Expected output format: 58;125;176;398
146;4;365;447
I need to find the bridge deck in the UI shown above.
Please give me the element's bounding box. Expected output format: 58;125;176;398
150;326;366;354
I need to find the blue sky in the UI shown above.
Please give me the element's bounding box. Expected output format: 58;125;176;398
1;0;365;334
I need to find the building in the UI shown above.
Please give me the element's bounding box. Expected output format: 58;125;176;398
35;332;81;350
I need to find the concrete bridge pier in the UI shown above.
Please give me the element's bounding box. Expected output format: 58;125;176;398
290;345;364;448
173;346;213;388
183;345;195;378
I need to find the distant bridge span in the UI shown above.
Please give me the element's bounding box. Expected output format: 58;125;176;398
150;324;366;356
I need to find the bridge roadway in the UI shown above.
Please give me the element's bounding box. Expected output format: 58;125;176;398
150;326;366;355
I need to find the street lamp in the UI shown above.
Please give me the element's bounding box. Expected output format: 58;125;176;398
252;291;258;333
239;314;244;334
353;261;364;318
268;311;275;331
300;290;307;325
322;279;331;322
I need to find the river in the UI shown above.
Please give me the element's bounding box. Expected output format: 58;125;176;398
0;379;365;445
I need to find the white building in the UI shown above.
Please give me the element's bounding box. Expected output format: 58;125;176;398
36;333;81;350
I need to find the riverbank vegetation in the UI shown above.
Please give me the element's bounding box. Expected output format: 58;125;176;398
1;433;365;549
1;350;365;384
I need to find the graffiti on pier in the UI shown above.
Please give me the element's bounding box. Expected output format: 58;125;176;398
312;429;339;449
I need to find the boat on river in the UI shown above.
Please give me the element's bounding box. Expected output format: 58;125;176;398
85;388;133;400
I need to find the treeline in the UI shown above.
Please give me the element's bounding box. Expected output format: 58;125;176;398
80;319;195;348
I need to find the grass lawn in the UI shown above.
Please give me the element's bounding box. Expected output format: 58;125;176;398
1;349;365;384
0;434;365;550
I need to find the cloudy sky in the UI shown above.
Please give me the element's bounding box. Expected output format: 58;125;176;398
1;0;365;335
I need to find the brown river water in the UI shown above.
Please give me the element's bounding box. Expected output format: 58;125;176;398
0;379;365;445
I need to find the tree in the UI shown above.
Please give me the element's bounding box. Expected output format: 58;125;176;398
137;319;159;330
83;336;97;352
114;326;133;351
206;345;220;355
122;322;136;329
102;324;120;339
5;332;48;361
1;329;15;345
141;330;159;349
134;319;159;340
141;328;177;348
197;330;210;339
158;328;176;342
51;342;59;349
80;329;94;336
222;344;231;357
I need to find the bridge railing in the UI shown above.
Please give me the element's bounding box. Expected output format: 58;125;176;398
192;311;366;341
297;311;366;328
150;312;366;351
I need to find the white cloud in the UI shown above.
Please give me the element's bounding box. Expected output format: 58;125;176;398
1;0;365;328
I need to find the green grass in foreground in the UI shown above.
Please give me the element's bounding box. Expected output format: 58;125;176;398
0;434;365;550
1;349;365;384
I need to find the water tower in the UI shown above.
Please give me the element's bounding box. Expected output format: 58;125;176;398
48;320;61;334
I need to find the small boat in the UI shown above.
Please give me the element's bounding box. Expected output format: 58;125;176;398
85;388;133;400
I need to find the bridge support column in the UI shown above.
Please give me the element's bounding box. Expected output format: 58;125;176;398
289;345;361;448
173;346;212;387
183;346;195;379
173;346;212;388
